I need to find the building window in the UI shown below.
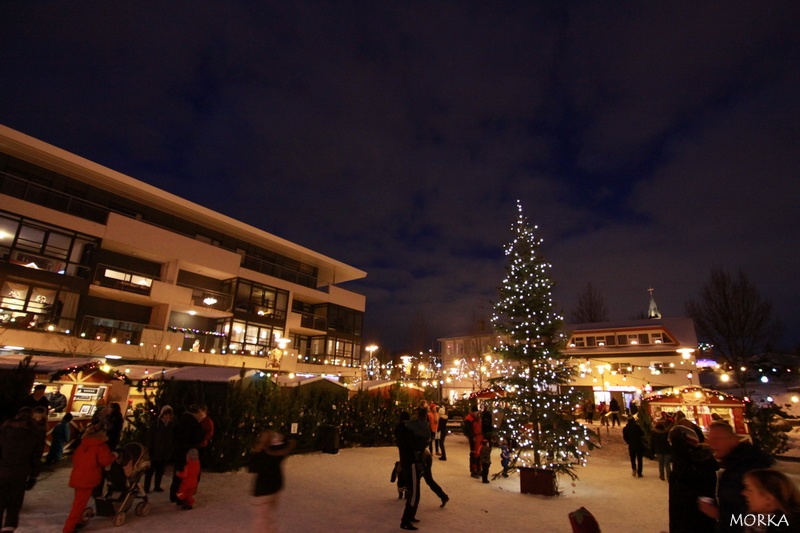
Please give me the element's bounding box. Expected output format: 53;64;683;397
0;281;79;332
0;212;96;277
218;318;283;356
230;279;288;320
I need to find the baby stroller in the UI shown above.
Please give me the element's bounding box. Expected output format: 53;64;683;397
82;442;152;527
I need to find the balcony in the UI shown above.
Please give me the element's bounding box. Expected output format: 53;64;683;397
78;315;158;345
93;264;155;296
0;171;110;223
186;286;233;313
297;311;326;331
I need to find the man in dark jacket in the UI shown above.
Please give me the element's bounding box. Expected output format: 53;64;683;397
397;407;430;530
622;417;645;477
699;421;775;532
169;406;205;505
0;408;46;532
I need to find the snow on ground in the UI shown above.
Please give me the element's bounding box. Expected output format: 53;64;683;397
16;430;800;533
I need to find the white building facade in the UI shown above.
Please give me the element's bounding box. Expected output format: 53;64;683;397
0;125;367;379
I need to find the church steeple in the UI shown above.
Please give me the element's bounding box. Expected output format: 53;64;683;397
647;287;662;319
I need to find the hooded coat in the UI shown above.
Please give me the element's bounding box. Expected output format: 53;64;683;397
69;430;117;489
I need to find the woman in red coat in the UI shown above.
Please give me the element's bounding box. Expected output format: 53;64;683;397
62;425;117;533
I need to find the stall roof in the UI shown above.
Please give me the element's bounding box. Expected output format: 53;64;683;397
274;375;347;389
348;379;426;392
643;385;743;405
0;354;98;373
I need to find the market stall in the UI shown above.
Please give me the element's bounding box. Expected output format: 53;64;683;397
641;385;747;435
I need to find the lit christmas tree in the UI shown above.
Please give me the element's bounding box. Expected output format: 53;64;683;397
491;202;595;487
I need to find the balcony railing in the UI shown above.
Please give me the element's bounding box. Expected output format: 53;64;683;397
93;264;155;296
78;316;158;345
0;171;110;223
241;255;316;288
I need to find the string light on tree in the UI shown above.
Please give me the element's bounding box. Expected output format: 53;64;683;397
489;202;597;488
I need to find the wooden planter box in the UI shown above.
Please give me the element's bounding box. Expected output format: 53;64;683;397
519;466;557;496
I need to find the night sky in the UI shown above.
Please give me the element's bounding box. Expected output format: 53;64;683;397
2;3;799;353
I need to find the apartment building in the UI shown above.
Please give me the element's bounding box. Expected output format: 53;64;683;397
0;125;367;379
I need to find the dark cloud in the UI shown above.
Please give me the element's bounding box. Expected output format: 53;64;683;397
1;1;798;351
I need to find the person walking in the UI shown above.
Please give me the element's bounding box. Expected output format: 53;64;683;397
248;430;296;533
622;417;645;478
427;404;438;454
436;403;448;461
62;425;117;533
398;407;429;530
584;399;595;425
393;411;412;499
45;412;73;465
170;406;204;506
668;425;718;533
650;421;672;481
420;449;449;507
144;405;175;493
608;397;621;427
499;439;511;477
0;408;45;533
699;421;775;532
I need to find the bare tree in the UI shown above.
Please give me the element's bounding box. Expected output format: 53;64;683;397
686;268;781;395
570;282;609;323
54;333;106;358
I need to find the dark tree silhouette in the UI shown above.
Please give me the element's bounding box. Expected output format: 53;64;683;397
686;267;781;395
570;282;609;323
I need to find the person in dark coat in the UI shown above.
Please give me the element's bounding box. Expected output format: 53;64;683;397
170;406;204;505
608;397;621;427
699;421;775;532
668;425;719;533
248;430;295;532
45;412;73;465
398;407;429;530
420;449;449;507
650;421;672;481
144;405;175;493
20;384;50;413
104;403;124;451
48;387;68;413
0;408;46;532
394;411;412;499
622;417;645;477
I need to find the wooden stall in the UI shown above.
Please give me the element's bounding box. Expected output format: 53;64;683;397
642;385;747;435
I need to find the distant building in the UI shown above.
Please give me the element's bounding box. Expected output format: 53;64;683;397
0;124;366;379
439;294;698;406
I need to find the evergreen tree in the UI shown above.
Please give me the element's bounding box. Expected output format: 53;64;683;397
491;202;595;483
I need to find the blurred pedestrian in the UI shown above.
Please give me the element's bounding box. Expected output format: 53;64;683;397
62;424;117;533
196;404;214;467
609;397;621;427
420;449;449;507
668;425;718;533
248;430;295;533
144;405;175;493
479;439;492;484
175;448;200;510
170;406;204;505
436;403;448;461
741;469;800;531
622;417;645;478
45;412;73;465
584;399;595;425
0;408;45;532
20;384;49;413
650;421;672;481
699;421;775;532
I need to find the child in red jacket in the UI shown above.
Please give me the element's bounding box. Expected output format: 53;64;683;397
63;425;117;533
176;448;201;510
